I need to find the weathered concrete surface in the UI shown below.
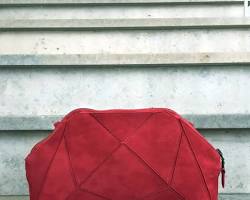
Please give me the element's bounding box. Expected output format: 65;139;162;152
0;0;244;6
201;129;250;193
1;29;250;54
0;196;26;200
0;66;249;115
0;5;243;19
219;194;250;200
0;131;49;195
1;18;250;30
2;53;250;66
0;129;249;195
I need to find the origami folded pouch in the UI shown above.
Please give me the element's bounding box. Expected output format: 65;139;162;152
25;107;225;200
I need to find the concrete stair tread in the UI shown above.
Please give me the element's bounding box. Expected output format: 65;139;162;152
1;52;250;66
0;0;244;6
1;17;250;30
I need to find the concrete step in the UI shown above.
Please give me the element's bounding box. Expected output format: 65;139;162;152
0;0;244;6
1;18;250;30
1;18;250;54
0;63;249;116
0;1;245;19
1;53;250;66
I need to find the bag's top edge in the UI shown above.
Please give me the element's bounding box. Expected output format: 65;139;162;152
64;107;181;116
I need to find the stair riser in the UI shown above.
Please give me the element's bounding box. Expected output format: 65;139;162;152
0;29;250;54
0;66;249;115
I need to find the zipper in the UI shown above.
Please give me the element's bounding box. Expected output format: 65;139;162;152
216;148;225;188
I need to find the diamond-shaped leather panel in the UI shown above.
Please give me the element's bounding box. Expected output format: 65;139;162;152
83;145;168;200
124;112;182;183
64;112;120;184
25;108;221;200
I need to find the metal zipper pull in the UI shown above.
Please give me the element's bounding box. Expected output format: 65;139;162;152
216;149;225;188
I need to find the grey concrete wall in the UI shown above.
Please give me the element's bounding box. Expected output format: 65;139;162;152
1;29;250;54
0;0;249;199
0;66;250;115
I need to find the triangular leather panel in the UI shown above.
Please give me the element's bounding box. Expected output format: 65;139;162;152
83;145;168;200
39;138;75;200
64;112;119;184
171;133;210;200
143;188;183;200
92;112;153;141
180;119;220;200
125;112;182;183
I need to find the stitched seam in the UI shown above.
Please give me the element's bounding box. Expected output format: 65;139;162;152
63;134;78;187
80;110;163;114
122;112;156;142
78;113;158;200
123;144;186;200
83;177;140;200
37;121;67;200
179;119;212;200
65;188;112;200
169;119;183;185
162;110;180;121
182;117;220;159
67;110;185;200
65;189;78;200
79;144;121;187
69;113;121;188
90;112;156;143
25;159;33;199
140;187;184;200
80;188;112;200
89;113;121;141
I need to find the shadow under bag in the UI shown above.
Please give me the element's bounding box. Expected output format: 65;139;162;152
25;107;225;200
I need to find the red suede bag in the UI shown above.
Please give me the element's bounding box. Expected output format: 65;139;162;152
25;108;225;200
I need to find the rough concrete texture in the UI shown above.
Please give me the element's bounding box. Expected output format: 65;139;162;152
0;129;249;195
2;53;250;66
0;0;244;5
0;66;249;115
0;29;244;54
0;131;49;195
3;18;250;31
0;5;243;19
0;29;250;54
201;129;250;193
